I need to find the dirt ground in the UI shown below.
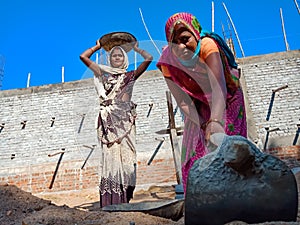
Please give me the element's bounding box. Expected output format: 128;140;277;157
0;183;185;225
1;183;300;225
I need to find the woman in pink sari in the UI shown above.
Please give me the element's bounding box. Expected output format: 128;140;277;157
156;12;247;193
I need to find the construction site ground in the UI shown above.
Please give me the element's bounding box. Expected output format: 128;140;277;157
1;180;300;225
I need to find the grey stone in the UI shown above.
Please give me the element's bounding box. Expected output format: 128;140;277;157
185;135;298;225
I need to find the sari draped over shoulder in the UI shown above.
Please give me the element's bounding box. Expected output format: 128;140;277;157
95;71;136;146
94;69;137;207
157;45;247;193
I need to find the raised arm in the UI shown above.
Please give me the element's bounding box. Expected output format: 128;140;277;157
132;42;153;80
79;40;102;77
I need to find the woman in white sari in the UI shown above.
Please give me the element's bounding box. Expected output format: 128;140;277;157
80;38;153;207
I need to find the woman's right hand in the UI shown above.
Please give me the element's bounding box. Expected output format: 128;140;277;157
95;39;101;48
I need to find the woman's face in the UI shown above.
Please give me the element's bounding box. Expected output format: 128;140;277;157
110;48;125;68
171;27;198;61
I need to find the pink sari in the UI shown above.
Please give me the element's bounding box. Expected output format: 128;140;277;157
157;46;247;193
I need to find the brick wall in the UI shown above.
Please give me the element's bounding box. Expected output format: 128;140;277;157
237;50;300;148
0;71;181;193
269;145;300;162
0;50;299;194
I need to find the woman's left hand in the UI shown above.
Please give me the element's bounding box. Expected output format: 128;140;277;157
133;41;139;51
205;122;225;146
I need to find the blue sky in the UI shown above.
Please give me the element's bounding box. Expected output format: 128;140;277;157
0;0;299;90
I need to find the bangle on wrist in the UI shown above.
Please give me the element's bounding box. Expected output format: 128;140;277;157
202;118;223;130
